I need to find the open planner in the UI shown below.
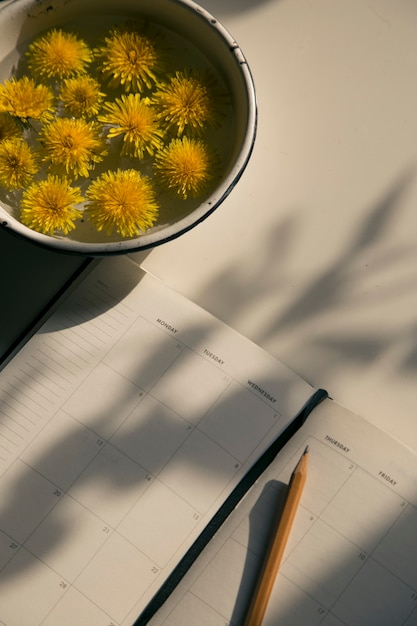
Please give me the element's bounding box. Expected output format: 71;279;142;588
1;254;417;626
0;254;325;626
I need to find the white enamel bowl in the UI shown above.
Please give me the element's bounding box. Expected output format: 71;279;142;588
0;0;257;255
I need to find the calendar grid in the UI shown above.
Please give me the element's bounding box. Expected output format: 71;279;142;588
0;258;314;626
186;432;417;626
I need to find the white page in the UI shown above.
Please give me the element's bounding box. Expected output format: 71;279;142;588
0;255;315;626
148;398;417;626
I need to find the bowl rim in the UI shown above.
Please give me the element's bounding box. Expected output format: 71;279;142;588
0;0;257;256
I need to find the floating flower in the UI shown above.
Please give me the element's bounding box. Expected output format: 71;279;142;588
26;28;92;80
154;136;214;199
95;26;160;92
153;69;222;136
0;137;39;190
85;168;159;237
0;113;22;142
39;117;107;179
0;76;54;124
59;75;105;118
99;94;163;158
21;174;84;235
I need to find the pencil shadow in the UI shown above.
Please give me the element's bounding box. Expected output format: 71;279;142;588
229;480;287;625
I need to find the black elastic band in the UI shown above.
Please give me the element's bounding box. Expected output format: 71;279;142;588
135;387;328;625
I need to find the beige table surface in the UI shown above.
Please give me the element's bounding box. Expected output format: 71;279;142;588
137;0;417;451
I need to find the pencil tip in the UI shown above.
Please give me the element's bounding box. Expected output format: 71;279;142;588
304;445;309;455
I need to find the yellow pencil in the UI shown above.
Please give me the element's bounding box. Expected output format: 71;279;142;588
243;446;309;626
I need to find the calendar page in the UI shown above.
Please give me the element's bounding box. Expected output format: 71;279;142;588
0;255;317;626
148;399;417;626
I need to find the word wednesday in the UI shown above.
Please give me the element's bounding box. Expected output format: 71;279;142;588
247;380;277;404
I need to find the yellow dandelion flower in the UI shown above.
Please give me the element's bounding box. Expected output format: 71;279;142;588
85;168;159;237
0;113;22;142
59;75;105;118
99;94;163;158
154;136;214;199
153;69;223;136
0;76;54;124
0;137;39;190
21;175;84;235
39;117;107;179
95;26;160;92
26;28;92;80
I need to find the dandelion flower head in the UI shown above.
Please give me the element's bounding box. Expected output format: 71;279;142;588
21;174;84;235
153;69;222;136
59;75;106;118
86;168;159;237
0;113;22;142
154;135;214;199
39;117;107;179
95;26;160;93
0;76;54;123
0;137;39;191
26;28;93;80
99;94;163;158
